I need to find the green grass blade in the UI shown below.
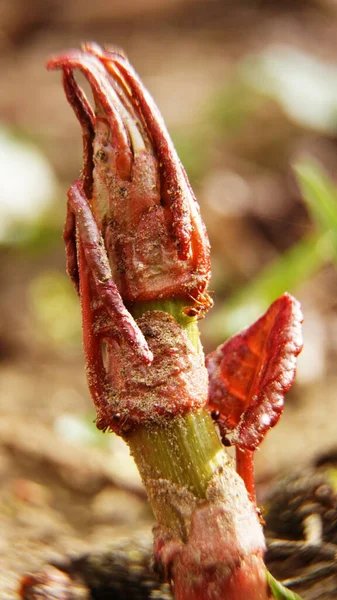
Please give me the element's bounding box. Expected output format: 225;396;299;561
295;160;337;231
267;571;303;600
206;231;332;341
295;161;337;258
206;161;337;343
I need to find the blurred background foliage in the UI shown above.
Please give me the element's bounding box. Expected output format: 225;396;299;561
1;0;337;490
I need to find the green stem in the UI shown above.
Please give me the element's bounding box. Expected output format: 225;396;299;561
126;409;228;537
125;299;230;539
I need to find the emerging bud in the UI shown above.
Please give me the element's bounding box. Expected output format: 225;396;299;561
47;43;211;309
46;44;212;433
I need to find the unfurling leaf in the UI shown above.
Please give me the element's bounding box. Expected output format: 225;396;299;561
206;293;303;451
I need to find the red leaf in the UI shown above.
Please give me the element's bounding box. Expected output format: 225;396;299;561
206;293;303;451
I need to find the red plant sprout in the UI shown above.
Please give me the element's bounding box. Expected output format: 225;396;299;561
47;43;303;600
206;293;303;503
50;43;211;304
47;43;212;435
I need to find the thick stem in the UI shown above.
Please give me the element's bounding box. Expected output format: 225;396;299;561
125;408;228;537
126;299;227;534
122;301;268;600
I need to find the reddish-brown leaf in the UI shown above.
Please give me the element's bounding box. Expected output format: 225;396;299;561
206;293;303;451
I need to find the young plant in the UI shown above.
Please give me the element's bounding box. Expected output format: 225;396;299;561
47;43;303;600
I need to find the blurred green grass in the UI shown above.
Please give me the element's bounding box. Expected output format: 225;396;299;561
206;161;337;341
